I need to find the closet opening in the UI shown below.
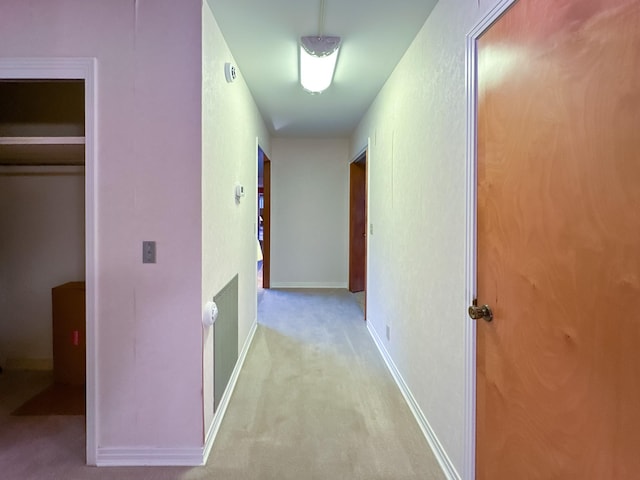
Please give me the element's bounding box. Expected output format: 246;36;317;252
0;78;87;454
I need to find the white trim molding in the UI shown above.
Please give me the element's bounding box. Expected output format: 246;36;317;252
203;319;259;464
0;57;98;466
4;357;53;371
270;282;348;289
464;2;518;479
367;323;460;480
96;447;204;467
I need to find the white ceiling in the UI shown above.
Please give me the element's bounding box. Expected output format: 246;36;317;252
206;0;438;138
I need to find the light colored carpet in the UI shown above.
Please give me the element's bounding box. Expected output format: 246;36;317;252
207;288;445;479
0;289;445;480
353;290;365;313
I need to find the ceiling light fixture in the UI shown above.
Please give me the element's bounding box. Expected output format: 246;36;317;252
300;36;341;94
299;0;341;94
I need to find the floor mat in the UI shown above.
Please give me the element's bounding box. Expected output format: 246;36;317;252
11;383;85;416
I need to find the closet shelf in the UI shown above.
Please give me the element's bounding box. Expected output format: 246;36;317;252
0;137;86;166
0;136;85;145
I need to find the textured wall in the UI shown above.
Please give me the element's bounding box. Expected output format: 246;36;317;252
351;0;499;475
0;172;85;366
270;138;349;288
0;0;204;452
202;0;271;435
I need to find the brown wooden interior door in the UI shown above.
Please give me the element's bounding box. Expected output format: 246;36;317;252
263;157;271;289
476;1;640;479
349;157;366;293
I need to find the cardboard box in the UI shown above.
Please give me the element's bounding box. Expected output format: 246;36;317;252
52;282;85;386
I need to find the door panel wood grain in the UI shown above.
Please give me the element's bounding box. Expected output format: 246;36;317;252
349;157;366;293
476;1;640;478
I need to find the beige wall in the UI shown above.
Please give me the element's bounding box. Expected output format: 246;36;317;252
202;0;271;436
270;137;349;288
351;0;500;476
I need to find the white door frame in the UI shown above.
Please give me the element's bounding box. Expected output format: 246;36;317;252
464;1;518;479
0;58;98;465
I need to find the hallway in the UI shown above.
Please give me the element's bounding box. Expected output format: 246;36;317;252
0;289;444;479
208;289;444;479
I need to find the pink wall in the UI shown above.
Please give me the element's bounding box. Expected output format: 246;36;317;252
0;0;204;452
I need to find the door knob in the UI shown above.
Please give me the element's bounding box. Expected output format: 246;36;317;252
468;303;493;322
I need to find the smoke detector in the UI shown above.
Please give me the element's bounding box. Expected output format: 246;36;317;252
224;63;237;83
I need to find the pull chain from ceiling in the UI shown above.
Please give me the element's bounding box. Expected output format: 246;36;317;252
318;0;325;37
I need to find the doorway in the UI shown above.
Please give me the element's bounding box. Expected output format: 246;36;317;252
468;1;640;478
257;146;271;290
349;150;367;315
0;58;97;465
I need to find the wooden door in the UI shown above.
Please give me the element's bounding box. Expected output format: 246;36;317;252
349;156;366;293
476;1;640;479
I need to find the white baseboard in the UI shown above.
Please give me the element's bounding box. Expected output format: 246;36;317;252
202;318;259;464
96;447;204;467
5;357;53;371
270;282;348;289
367;322;461;480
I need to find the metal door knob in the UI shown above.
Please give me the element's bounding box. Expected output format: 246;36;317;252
468;304;493;322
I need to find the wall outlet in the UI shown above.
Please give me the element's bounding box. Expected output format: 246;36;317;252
386;325;390;341
370;223;374;235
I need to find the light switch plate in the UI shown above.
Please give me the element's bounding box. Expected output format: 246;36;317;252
143;241;156;264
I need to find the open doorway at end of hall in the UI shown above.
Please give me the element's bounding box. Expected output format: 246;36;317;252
257;146;271;296
349;149;367;317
